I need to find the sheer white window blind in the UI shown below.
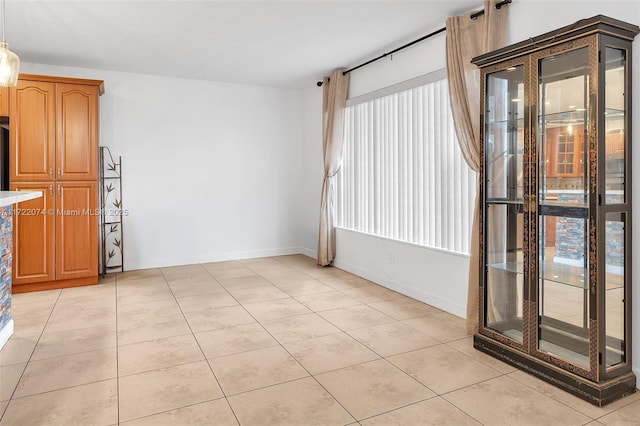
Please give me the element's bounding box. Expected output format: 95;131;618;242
336;71;476;254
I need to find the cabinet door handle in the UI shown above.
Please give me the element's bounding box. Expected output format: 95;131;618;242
57;168;61;178
57;185;61;196
49;185;53;196
49;168;53;179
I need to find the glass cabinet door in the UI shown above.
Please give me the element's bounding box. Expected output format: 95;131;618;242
484;65;525;343
603;45;628;372
537;47;591;368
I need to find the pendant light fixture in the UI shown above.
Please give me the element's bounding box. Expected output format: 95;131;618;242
0;0;18;87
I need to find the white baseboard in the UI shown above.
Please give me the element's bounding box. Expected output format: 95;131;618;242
333;258;466;318
298;247;317;260
125;247;306;271
0;319;14;350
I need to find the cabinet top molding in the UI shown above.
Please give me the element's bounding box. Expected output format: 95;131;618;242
17;74;105;96
472;15;640;67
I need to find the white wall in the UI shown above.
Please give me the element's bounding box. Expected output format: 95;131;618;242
298;0;640;377
22;63;305;270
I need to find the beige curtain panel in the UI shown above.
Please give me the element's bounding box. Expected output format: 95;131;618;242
446;0;507;333
317;69;350;266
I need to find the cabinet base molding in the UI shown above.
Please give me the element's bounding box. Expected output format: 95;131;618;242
12;276;98;294
474;334;636;406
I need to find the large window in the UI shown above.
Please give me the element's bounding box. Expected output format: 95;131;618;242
336;72;476;254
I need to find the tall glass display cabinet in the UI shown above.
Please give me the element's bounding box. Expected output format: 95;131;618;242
472;16;639;406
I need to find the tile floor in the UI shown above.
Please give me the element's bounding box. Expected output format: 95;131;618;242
0;254;639;425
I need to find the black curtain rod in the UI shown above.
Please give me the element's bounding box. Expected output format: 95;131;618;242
317;0;512;87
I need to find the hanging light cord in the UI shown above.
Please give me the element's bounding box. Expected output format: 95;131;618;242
2;0;6;43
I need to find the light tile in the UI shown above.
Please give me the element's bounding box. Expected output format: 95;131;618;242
349;321;439;357
45;305;116;333
227;284;289;304
164;271;212;285
176;292;238;313
443;375;591;426
208;267;258;281
388;345;501;394
273;279;335;297
32;324;116;361
508;370;640;419
118;361;223;422
201;260;244;271
195;322;278;358
0;334;39;366
58;283;115;301
342;286;404;304
218;275;271;291
209;345;308;395
160;264;207;281
117;268;163;282
12;316;49;336
120;399;238;426
184;305;255;333
118;314;191;345
117;284;174;305
52;293;116;312
284;332;379;374
321;276;373;291
294;291;361;312
9;300;56;319
315;359;434;420
447;337;517;374
0;379;118;426
360;397;481;425
261;313;340;344
0;363;25;401
10;289;60;305
240;257;283;268
304;266;352;280
319;304;395;331
367;297;441;320
242;298;311;321
117;298;182;322
598;399;640;425
118;334;204;376
403;312;468;342
260;270;313;284
167;280;225;298
228;377;354;426
14;347;117;398
117;276;167;289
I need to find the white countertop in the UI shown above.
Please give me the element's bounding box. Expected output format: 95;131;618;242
0;191;42;207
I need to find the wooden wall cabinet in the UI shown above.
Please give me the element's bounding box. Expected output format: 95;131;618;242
473;16;638;406
9;75;104;293
0;86;9;116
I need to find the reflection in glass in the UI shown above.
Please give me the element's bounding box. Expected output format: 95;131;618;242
486;66;524;201
605;47;626;204
485;204;524;342
538;48;589;208
605;213;626;369
537;48;591;368
538;213;589;368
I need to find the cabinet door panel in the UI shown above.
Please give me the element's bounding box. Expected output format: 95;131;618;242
55;182;98;280
11;182;55;285
56;84;98;181
0;86;9;116
10;81;56;181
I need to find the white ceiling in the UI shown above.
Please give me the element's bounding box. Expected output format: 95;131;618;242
7;0;479;88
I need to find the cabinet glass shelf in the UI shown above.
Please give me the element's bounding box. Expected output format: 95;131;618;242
486;117;525;126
